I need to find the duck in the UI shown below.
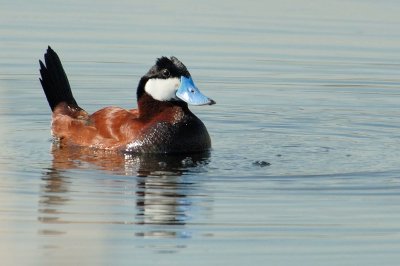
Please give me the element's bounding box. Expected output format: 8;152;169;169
39;46;215;154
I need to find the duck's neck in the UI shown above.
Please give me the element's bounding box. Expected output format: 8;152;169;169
137;93;189;120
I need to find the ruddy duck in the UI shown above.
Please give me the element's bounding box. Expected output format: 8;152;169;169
39;46;215;154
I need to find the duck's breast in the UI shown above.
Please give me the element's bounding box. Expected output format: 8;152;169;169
125;114;211;154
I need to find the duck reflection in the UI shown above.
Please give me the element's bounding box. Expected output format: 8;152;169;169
50;145;210;177
39;144;210;239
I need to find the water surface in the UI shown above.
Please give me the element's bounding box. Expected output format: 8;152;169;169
1;0;400;265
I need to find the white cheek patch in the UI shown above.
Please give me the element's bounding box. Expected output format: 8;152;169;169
144;77;180;101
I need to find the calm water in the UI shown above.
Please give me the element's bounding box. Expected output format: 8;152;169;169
2;0;400;265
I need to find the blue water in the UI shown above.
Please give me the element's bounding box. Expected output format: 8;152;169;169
1;0;400;265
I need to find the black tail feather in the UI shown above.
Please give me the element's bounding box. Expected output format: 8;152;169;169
39;46;79;111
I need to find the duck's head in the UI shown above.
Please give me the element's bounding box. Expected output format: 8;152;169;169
137;56;215;106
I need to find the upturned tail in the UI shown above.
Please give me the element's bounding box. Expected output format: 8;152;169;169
39;46;79;111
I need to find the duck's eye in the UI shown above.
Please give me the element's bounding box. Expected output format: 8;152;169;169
162;69;170;78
